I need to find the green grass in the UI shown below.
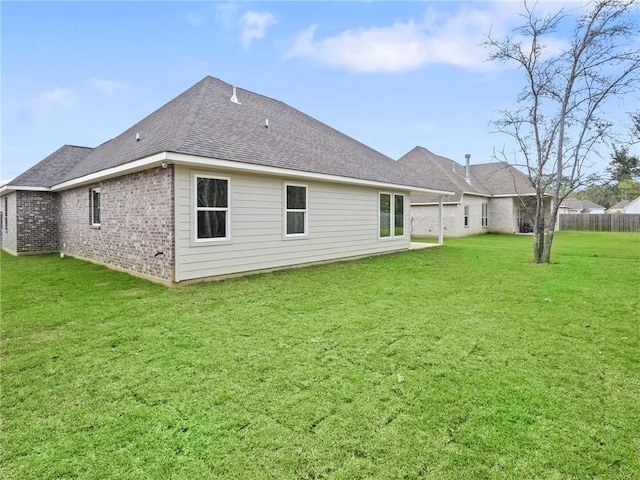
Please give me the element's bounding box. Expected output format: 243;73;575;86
1;232;639;479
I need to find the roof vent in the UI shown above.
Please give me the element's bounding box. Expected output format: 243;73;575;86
230;86;242;105
464;154;471;185
264;119;269;129
136;133;141;142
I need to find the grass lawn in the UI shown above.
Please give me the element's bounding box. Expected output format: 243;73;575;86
1;232;639;479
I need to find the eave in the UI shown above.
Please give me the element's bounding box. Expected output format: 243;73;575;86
0;185;50;196
52;151;455;197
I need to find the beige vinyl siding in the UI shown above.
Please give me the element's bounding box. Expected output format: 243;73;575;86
175;166;409;281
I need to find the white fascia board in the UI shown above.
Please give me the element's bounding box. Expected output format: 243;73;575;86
52;153;169;191
0;185;50;195
461;191;491;198
491;193;538;198
52;151;455;196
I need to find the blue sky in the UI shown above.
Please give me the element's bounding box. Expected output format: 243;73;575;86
2;1;638;182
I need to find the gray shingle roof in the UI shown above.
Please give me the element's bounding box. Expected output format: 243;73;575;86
52;76;445;191
398;146;536;203
560;198;605;210
470;162;536;196
8;145;93;188
397;147;490;203
609;199;630;209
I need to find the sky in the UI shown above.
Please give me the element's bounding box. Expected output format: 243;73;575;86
2;0;638;182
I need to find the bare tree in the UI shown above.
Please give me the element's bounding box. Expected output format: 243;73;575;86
486;0;640;263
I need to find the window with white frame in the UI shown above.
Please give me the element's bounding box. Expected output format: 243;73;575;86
379;193;405;238
90;188;101;226
482;202;488;227
285;184;308;236
464;205;469;228
394;194;405;236
4;197;7;232
195;176;229;241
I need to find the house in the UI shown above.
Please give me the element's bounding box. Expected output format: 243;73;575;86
607;199;631;213
624;197;640;214
607;197;640;214
397;146;551;237
558;198;606;214
1;76;452;284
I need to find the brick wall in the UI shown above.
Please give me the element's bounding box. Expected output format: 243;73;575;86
14;191;60;253
411;204;458;237
411;195;491;238
59;166;175;282
488;197;517;233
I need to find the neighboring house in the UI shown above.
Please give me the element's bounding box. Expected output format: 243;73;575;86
1;76;451;284
607;197;640;214
607;199;631;213
398;147;551;237
626;197;640;214
558;198;606;214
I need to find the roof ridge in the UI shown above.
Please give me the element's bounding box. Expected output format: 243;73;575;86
173;76;214;152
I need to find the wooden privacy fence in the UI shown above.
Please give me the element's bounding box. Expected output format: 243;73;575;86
559;214;640;232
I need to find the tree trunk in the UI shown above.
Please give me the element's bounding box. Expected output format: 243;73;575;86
541;229;554;263
532;190;547;263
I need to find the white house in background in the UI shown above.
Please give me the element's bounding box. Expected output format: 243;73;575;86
619;196;640;213
0;76;453;284
607;199;631;213
607;197;640;214
558;198;606;214
398;147;552;237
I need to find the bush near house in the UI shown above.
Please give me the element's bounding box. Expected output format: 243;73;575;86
1;232;638;479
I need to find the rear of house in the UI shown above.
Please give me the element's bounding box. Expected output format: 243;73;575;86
2;77;450;284
399;147;550;237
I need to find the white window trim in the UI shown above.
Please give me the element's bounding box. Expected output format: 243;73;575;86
90;188;101;226
464;205;469;228
193;173;231;243
482;202;488;228
379;192;392;239
379;192;405;239
284;183;308;238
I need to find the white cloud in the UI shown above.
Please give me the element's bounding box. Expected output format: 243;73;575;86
287;22;431;73
31;88;74;120
239;11;277;50
285;3;569;73
91;78;130;95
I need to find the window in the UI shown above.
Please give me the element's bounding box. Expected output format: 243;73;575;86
379;193;405;238
285;184;307;236
196;176;229;241
464;205;469;228
90;188;101;226
394;194;405;236
380;193;391;237
482;203;488;228
4;198;7;232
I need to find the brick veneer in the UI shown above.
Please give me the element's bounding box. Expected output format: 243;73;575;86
13;191;60;253
59;166;175;282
